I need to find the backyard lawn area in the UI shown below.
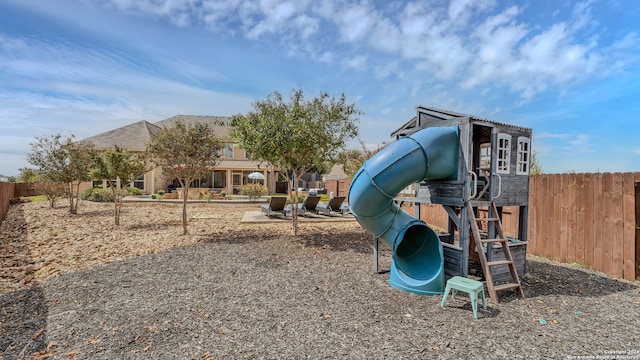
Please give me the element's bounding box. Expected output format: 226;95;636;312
1;200;639;359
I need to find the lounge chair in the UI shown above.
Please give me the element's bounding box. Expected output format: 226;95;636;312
261;196;288;218
289;196;321;217
316;196;349;216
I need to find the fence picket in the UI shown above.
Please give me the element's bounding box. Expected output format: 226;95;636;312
622;173;636;280
0;182;15;224
612;173;625;278
602;173;615;275
574;173;585;265
582;173;594;269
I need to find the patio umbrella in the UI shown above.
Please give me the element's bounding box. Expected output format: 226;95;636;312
248;172;265;184
248;172;265;180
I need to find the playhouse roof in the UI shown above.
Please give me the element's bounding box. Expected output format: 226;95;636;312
390;106;532;138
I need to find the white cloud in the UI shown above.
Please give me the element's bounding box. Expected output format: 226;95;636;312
373;61;404;80
334;4;376;43
367;18;401;53
459;2;615;100
74;0;639;103
566;134;593;153
316;51;335;64
343;55;368;70
396;4;469;79
448;0;495;22
245;0;298;39
536;132;570;139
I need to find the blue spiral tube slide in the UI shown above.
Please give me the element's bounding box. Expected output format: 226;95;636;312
348;126;459;295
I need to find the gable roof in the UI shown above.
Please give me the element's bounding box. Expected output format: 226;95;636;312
390;106;531;138
154;115;232;140
82;115;234;151
83;120;161;152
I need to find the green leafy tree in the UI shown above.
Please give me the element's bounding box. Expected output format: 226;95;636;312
147;121;224;235
26;134;94;214
0;174;17;182
530;150;543;175
231;88;361;235
91;146;147;225
338;139;387;177
17;168;38;183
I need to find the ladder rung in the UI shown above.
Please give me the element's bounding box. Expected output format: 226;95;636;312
494;283;521;292
487;260;513;267
475;217;500;222
480;238;507;244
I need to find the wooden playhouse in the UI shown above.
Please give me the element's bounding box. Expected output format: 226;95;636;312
392;106;532;301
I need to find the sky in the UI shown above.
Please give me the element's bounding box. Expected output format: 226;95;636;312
0;0;639;177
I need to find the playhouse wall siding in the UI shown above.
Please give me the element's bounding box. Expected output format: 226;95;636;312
488;242;527;282
442;243;464;280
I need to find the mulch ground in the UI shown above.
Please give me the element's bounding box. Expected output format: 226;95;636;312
1;201;639;359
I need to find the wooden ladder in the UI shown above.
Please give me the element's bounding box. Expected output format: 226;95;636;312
467;200;525;303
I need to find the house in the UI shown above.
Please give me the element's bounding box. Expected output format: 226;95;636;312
81;115;279;195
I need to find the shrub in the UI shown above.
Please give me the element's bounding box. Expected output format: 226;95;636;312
286;193;306;204
32;180;66;207
80;187;114;202
125;187;142;196
239;184;266;202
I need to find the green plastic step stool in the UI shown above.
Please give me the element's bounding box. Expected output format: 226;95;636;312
440;276;487;319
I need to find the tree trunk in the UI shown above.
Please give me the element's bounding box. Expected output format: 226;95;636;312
182;186;189;235
108;181;121;226
75;182;81;214
291;173;299;236
113;189;120;226
67;181;81;214
67;182;74;214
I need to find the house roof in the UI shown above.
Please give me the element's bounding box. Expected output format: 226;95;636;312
83;120;161;151
390;106;532;138
83;115;234;151
154;115;232;140
322;164;347;181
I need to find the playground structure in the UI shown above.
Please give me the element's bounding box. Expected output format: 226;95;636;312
349;106;532;302
349;126;459;295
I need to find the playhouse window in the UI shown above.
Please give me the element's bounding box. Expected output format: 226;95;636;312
516;137;530;175
496;133;511;174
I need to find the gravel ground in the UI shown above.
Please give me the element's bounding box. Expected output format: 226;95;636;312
1;200;639;359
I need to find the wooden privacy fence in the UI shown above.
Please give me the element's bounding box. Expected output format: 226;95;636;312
528;172;639;281
416;173;639;281
324;178;352;198
0;182;37;225
0;182;16;224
